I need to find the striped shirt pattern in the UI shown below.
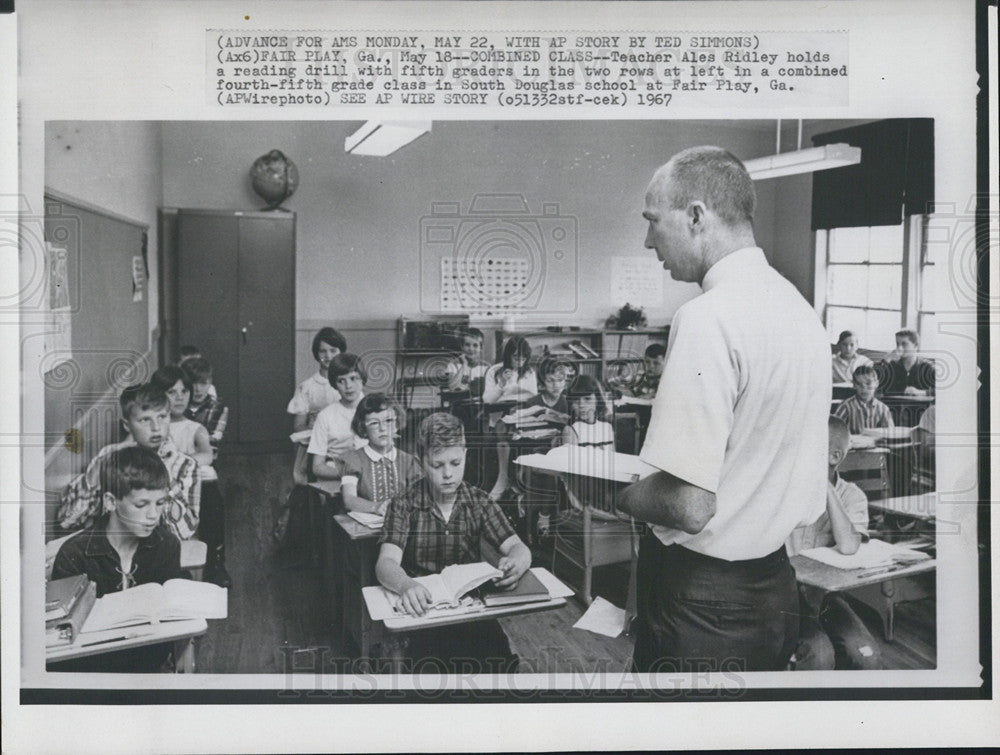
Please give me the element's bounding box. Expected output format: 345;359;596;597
57;437;201;540
834;395;894;434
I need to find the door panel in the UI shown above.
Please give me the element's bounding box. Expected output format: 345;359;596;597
237;215;295;443
176;212;242;442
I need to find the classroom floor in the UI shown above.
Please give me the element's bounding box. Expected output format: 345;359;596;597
194;448;936;675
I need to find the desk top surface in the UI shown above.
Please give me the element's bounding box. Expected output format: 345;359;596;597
383;597;568;632
47;618;207;663
333;512;382;540
790;554;935;592
869;492;937;520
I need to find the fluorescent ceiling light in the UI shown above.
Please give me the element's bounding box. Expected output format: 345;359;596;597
344;121;431;156
744;143;861;180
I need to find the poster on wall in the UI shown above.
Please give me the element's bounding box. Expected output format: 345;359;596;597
44;241;71;366
610;256;664;310
131;254;145;302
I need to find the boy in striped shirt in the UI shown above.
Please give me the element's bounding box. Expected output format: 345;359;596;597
834;364;894;434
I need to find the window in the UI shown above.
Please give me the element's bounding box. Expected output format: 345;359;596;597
823;224;903;350
816;218;930;351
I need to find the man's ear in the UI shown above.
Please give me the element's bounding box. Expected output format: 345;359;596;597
687;201;707;229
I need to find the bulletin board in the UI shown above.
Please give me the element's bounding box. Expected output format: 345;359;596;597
440;256;531;315
42;193;150;458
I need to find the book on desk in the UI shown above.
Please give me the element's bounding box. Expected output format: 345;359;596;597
83;579;227;632
363;566;573;622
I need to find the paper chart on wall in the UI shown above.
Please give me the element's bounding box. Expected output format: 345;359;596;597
610;256;663;309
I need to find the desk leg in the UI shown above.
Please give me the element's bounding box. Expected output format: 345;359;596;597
174;638;196;673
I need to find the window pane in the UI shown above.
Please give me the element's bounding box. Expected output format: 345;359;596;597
865;309;902;351
867;264;903;309
828;264;868;307
869;224;904;263
828;226;869;263
917;313;936;347
826;306;867;344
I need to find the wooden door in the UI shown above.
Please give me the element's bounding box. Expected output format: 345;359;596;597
176;209;294;445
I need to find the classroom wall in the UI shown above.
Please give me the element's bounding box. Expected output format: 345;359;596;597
41;122;164;525
160;120;785;385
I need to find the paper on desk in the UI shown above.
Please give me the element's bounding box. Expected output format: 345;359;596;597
800;539;932;570
347;511;384;529
573;596;626;638
516;445;656;483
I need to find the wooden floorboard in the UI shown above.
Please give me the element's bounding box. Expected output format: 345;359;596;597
196;449;935;675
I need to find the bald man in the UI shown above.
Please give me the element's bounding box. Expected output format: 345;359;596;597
618;146;831;672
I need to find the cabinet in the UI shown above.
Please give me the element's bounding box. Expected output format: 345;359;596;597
174;209;295;445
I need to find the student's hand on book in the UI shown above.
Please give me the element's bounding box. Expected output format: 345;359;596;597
494;553;530;590
399;581;433;616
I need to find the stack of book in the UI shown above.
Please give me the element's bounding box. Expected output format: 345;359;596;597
45;574;97;648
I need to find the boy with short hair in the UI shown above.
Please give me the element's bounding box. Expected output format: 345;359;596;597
57;384;200;541
178;344;217;400
620;343;666;399
880;329;935;396
182;357;228;453
834;364;894;434
50;445;186;673
443;327;489;392
375;412;531;673
787;416;882;670
180;358;232;588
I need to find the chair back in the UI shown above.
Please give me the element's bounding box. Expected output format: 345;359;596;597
839;449;890;499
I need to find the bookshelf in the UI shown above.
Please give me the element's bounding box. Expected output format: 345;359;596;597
494;327;669;383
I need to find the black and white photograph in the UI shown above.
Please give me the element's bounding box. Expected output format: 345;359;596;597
3;0;995;752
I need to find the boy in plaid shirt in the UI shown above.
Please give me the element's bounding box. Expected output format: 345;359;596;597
57;384;200;541
182;357;228;453
376;412;531;673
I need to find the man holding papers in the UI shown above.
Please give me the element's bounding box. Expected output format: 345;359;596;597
618;147;831;673
375;412;531;673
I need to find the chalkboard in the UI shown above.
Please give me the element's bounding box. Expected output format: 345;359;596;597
43;193;150;470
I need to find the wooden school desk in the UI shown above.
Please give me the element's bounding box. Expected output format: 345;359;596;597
367;567;570;673
869;492;936;522
47;618;207;673
307;479;342;570
790;554;936;641
330;512;385;659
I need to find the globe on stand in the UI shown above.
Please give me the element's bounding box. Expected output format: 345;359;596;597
250;149;299;211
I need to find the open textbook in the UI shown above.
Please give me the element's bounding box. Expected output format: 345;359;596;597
515;444;657;483
82;579;228;632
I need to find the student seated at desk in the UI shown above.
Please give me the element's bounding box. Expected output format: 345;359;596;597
288;327;347;484
876;328;935;396
618;343;666;400
51;446;186;672
489;356;570;501
178;344;217;400
787;416;883;670
340;394;422;515
834;365;894;434
562;374;615;449
58;384;200;542
151;365;230;588
375;412;531;674
182;357;228;455
443;326;490;393
481;335;537;407
308;353;366;480
831;330;873;383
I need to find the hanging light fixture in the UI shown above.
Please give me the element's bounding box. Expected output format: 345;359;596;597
743;119;861;180
344;121;431;156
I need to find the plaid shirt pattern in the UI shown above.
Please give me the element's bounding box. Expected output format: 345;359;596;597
185;395;228;448
834;395;894;434
380;479;516;577
57;437;201;540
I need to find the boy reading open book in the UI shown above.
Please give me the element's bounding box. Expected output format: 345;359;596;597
375;412;532;673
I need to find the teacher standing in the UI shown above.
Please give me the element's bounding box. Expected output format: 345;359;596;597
618;147;831;672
